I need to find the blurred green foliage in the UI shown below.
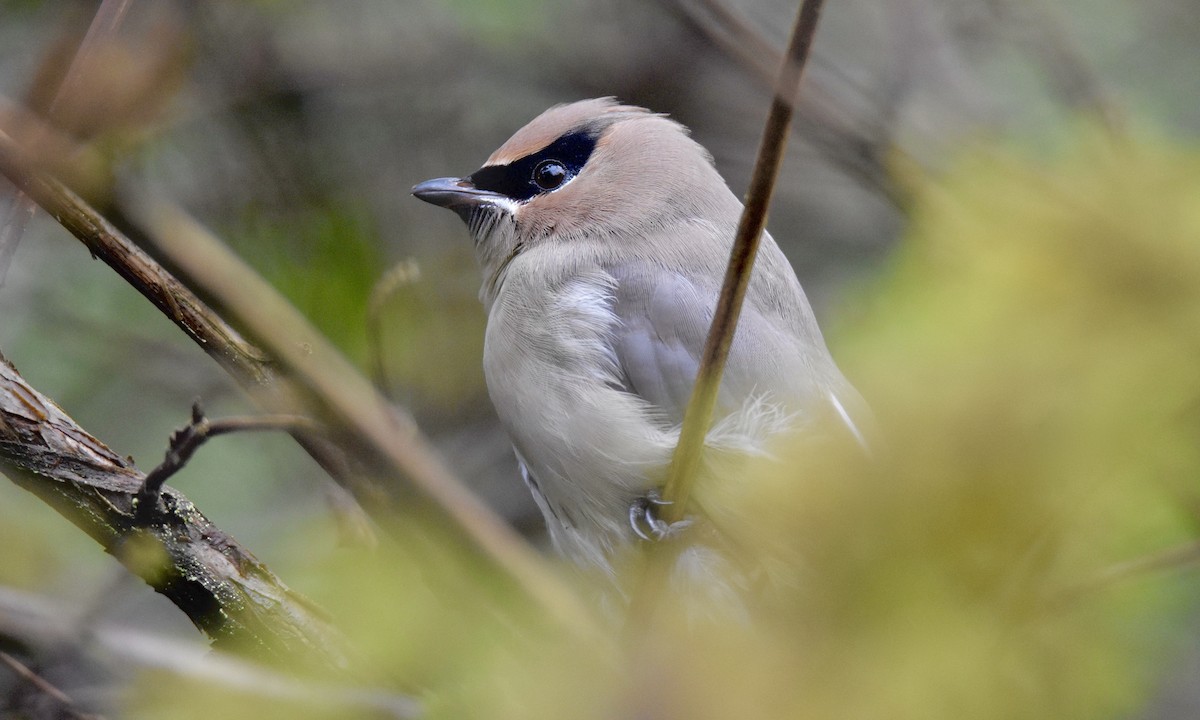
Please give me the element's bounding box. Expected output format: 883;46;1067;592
0;0;43;13
223;202;490;414
118;127;1200;719
443;0;552;44
230;200;382;363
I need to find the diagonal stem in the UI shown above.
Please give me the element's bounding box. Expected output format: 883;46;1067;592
626;0;830;634
0;0;134;287
661;0;828;522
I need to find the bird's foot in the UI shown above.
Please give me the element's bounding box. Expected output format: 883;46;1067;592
629;490;692;541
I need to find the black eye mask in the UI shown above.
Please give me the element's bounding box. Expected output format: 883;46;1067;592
469;129;598;202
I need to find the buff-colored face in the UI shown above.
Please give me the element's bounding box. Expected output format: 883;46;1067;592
412;98;730;247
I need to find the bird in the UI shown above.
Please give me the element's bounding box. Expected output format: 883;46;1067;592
412;98;867;577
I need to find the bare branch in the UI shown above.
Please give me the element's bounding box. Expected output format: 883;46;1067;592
0;354;352;671
0;126;270;380
134;400;319;523
0;119;396;516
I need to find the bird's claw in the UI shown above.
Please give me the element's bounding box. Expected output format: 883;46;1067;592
629;490;692;541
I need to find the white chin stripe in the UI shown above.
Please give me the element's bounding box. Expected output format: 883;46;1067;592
488;196;521;215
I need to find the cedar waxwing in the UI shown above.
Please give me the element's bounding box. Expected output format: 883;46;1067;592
413;98;867;574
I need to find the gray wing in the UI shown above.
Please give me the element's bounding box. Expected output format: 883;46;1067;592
607;261;834;428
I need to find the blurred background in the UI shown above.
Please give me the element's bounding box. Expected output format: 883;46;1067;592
0;0;1198;717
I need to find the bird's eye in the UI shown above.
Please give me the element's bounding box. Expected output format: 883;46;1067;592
532;160;568;190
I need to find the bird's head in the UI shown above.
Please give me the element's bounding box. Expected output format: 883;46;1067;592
413;98;737;284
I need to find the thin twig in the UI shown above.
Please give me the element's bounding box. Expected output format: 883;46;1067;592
666;0;777;85
0;127;270;380
661;0;906;206
663;0;827;520
1044;540;1200;613
1016;0;1125;137
0;651;104;720
0;0;133;287
135;400;319;523
628;0;829;629
365;258;422;401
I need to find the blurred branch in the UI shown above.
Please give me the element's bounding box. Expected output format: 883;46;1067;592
40;0;135;121
0;354;352;671
0;0;133;287
1046;539;1200;613
0;651;103;720
662;0;909;205
366;258;422;402
665;0;777;84
0;587;420;718
1006;0;1126;137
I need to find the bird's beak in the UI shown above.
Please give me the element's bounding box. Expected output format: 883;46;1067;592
411;177;506;222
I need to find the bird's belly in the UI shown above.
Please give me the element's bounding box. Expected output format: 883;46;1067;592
482;285;674;564
489;351;672;549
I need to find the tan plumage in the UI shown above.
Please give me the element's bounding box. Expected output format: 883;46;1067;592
414;98;867;574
